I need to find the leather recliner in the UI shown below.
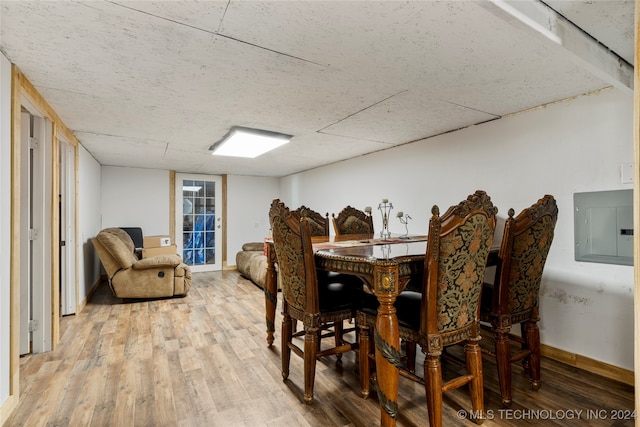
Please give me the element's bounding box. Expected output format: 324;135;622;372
93;227;191;299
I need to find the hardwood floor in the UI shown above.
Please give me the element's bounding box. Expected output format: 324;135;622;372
4;271;635;427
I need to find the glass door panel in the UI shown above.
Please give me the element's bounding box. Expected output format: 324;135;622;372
176;174;222;272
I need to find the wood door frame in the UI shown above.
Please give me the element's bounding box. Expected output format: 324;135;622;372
174;173;224;272
8;66;79;408
169;172;227;268
58;134;77;316
633;1;640;418
18;108;53;355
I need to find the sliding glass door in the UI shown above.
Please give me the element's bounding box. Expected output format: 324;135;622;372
175;174;222;272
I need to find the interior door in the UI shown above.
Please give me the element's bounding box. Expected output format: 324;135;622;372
175;174;222;272
59;138;76;315
20;106;53;355
19;112;31;355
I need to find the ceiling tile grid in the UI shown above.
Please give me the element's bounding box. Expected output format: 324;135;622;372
1;0;632;176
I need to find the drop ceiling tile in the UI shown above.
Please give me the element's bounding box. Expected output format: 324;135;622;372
1;0;630;177
321;90;499;144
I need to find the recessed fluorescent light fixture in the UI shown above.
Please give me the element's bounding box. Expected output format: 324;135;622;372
209;126;293;158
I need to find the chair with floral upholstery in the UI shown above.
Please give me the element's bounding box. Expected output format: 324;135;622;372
479;195;558;407
332;205;374;236
295;205;330;237
295;204;357;348
269;199;359;403
356;190;497;427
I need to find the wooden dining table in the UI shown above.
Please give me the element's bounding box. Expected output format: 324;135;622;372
263;234;428;427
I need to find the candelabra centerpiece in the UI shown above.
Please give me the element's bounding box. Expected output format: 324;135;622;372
396;211;412;238
378;199;393;239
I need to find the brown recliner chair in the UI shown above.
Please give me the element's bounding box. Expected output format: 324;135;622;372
93;227;191;299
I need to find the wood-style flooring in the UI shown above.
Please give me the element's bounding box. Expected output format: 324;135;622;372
4;271;635;426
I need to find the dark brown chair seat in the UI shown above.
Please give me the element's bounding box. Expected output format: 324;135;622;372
295;204;363;341
269;199;360;403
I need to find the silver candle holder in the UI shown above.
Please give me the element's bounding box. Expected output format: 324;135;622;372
378;199;393;239
396;211;412;238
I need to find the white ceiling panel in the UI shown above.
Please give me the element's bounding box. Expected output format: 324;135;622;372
77;131;169;166
321;90;499;144
0;0;633;177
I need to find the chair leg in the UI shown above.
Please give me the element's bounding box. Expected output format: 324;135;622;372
282;313;293;380
424;353;443;427
525;319;541;390
359;324;370;398
466;340;485;424
494;328;512;408
520;322;531;375
335;321;344;361
303;328;319;404
405;340;416;373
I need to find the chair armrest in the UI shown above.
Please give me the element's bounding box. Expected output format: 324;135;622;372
133;255;182;270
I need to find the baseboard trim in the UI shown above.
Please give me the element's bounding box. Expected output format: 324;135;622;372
540;343;633;386
76;275;104;313
0;390;18;426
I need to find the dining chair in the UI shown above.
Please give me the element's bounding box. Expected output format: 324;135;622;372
269;199;359;403
479;195;558;407
295;204;359;352
332;205;374;235
357;190;497;426
295;205;330;237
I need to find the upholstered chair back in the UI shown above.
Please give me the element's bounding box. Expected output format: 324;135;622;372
270;200;319;315
295;205;330;237
332;206;374;235
500;195;558;319
422;190;497;341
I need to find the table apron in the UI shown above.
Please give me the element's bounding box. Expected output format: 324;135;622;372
315;255;423;292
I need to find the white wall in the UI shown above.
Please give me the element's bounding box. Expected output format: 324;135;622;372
227;175;279;263
281;88;634;370
101;169;279;267
101;166;170;235
0;51;12;412
78;145;102;302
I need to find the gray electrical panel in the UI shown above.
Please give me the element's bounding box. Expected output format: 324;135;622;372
574;189;633;266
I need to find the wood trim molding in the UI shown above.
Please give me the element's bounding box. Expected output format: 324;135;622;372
51;125;60;349
74;139;80;315
10;64;22;399
480;327;633;386
222;174;227;266
0;394;18;427
540;344;633;386
633;0;640;416
9;65;78;370
169;170;175;244
78;275;106;313
15;68;78;147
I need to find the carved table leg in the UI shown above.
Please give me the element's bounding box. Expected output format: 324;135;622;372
265;243;278;346
373;266;400;427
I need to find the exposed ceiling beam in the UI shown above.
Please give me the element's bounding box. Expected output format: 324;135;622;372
482;0;633;94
